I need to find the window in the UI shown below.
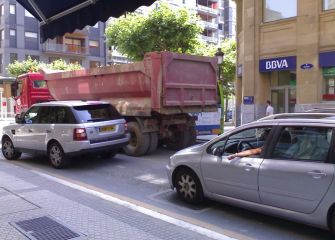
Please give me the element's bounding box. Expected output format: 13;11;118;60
89;40;99;48
272;126;333;162
0;5;4;16
25;55;39;61
208;126;273;156
73;104;122;123
324;0;335;10
25;31;38;38
263;0;297;22
25;9;34;18
33;80;47;88
24;107;40;124
90;61;100;68
9;4;16;14
10;29;16;36
10;53;18;63
0;29;4;40
38;107;76;124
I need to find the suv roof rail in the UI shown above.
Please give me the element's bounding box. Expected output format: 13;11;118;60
258;112;335;121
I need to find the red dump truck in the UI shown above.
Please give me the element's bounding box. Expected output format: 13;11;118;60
13;52;218;156
12;72;54;114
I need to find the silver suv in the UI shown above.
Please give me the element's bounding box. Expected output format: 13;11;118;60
167;115;335;233
2;101;129;168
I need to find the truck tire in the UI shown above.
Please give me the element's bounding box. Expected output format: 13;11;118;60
165;125;188;150
146;132;158;154
123;122;150;156
187;126;197;146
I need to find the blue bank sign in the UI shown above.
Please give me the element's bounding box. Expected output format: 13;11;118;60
259;56;297;72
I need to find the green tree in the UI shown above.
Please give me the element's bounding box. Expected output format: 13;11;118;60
7;57;82;78
105;2;203;61
220;39;236;97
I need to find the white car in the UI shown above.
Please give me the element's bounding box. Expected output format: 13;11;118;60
2;101;130;168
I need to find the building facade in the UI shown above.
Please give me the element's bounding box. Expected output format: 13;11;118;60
0;0;106;79
235;0;335;125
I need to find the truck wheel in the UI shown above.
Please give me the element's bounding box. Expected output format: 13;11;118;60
146;132;158;154
165;125;188;150
187;126;197;146
48;142;68;169
123;122;150;156
2;137;21;160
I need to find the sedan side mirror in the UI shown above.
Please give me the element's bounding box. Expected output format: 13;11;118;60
213;147;224;156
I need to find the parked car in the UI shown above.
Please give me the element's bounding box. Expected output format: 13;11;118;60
166;114;335;233
1;101;130;168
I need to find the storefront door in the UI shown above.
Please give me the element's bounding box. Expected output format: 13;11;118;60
271;86;296;113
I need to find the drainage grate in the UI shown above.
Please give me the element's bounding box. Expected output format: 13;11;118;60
12;216;81;240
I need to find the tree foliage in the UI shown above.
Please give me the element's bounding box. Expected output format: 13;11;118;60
105;2;203;61
7;57;82;77
220;39;236;96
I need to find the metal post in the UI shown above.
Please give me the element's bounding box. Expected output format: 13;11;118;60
217;67;225;134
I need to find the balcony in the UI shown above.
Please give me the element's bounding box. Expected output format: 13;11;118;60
200;20;218;31
201;35;218;44
197;5;218;17
42;43;88;56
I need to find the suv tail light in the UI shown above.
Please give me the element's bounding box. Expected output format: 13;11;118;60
73;128;87;141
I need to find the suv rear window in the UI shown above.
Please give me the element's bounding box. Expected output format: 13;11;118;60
73;104;122;122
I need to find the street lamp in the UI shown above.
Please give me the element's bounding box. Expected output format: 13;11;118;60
215;48;225;134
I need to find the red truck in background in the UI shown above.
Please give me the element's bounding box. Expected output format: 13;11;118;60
12;52;218;156
12;72;54;114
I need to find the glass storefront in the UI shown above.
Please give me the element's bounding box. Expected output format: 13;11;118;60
323;67;335;101
270;71;296;113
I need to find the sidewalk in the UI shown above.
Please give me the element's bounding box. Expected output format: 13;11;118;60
0;160;236;240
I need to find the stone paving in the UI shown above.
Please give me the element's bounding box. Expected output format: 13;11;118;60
0;160;230;240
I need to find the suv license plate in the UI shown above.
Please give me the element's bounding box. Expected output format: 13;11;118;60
99;125;115;132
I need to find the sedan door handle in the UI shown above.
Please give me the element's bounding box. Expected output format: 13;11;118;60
244;163;253;172
307;171;327;179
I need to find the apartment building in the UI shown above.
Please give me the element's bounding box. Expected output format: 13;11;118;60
107;0;236;64
235;0;335;125
0;0;106;79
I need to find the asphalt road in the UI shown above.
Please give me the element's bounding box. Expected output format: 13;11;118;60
0;147;334;240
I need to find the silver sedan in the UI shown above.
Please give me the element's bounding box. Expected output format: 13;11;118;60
167;117;335;233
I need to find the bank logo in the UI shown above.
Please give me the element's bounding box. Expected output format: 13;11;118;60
266;59;288;70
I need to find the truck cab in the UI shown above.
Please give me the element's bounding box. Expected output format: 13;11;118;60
12;72;54;114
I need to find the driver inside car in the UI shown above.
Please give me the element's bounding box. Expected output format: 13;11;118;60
227;128;271;160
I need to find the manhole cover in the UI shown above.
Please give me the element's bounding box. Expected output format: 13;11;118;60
11;216;82;240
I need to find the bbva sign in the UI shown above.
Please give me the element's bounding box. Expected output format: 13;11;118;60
260;56;296;72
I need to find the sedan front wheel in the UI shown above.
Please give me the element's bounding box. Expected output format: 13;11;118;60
175;168;204;204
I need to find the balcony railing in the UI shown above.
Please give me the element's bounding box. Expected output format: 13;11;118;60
200;20;218;30
42;43;88;55
197;5;218;16
201;35;218;44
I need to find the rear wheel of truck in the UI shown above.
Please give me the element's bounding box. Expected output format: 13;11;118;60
165;125;188;150
123;122;150;156
146;132;158;154
187;126;197;146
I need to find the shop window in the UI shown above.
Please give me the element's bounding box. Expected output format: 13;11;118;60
271;71;296;87
323;0;335;10
323;67;335;101
263;0;297;22
89;40;99;48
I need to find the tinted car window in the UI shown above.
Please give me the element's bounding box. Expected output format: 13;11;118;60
24;106;40;124
73;104;122;123
38;106;76;124
272;126;333;162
